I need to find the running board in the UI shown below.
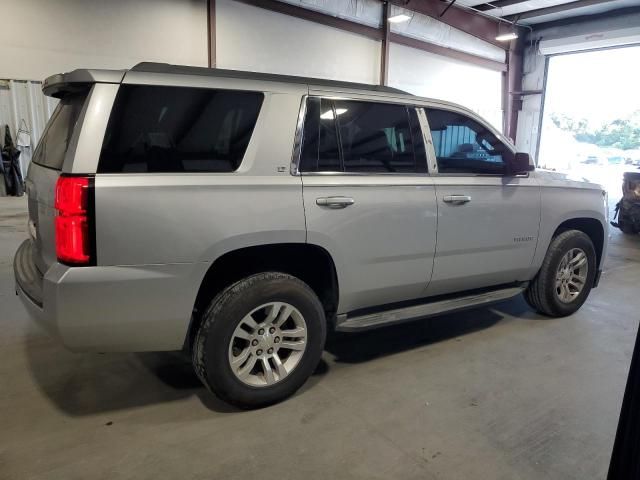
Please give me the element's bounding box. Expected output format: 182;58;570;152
335;285;526;332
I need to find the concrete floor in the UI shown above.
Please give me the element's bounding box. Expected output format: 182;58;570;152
1;194;638;480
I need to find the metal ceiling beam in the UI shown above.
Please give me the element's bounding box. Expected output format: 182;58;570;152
474;0;532;13
388;0;505;48
504;0;616;22
531;5;640;30
389;33;507;71
234;0;507;72
233;0;383;40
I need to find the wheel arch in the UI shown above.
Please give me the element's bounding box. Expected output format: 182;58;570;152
553;217;605;269
186;243;339;350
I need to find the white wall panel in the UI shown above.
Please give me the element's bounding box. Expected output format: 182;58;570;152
216;0;381;84
0;0;207;82
388;43;503;129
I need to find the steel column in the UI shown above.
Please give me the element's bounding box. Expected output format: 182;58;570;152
380;2;390;86
504;35;525;141
207;0;216;67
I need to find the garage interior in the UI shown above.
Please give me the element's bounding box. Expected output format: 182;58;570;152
1;0;640;478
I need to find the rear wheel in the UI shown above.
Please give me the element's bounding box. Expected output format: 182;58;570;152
192;272;326;408
525;230;596;317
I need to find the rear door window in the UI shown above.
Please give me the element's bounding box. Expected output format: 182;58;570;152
32;92;88;170
99;85;263;173
335;100;419;173
299;97;426;174
299;97;341;172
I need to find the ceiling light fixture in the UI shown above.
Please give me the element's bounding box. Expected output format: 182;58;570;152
496;32;518;42
388;14;411;23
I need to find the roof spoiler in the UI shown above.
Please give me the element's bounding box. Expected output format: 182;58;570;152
42;69;125;98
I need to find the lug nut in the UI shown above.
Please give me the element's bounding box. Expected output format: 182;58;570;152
257;349;263;355
267;348;274;354
274;337;280;343
258;329;265;335
269;327;276;334
251;339;258;346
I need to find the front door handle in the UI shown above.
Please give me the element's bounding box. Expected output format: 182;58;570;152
316;196;355;209
443;195;471;205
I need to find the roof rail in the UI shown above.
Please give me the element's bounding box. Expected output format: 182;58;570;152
131;62;410;95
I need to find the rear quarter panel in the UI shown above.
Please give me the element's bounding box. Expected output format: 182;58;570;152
85;83;307;351
94;85;307;266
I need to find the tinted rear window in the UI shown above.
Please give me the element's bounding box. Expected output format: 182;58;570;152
299;97;427;174
98;85;263;173
32;92;88;170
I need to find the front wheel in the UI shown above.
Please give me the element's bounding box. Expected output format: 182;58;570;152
192;272;326;408
525;230;597;317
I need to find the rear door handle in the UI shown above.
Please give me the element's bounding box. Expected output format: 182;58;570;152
443;195;471;205
316;196;355;209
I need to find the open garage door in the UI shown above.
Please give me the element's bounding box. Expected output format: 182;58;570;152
537;45;640;198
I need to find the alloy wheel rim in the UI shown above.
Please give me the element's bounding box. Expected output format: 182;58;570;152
555;248;588;303
228;302;308;387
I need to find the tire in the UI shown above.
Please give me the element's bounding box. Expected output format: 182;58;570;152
192;272;326;408
525;230;597;317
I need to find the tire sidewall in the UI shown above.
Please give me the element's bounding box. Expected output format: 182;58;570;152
197;273;326;408
544;232;596;316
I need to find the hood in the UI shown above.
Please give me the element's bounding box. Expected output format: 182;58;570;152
534;169;603;191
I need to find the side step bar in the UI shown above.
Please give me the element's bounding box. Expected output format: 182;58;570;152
335;285;526;332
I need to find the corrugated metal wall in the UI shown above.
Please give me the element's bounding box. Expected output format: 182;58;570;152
0;80;57;177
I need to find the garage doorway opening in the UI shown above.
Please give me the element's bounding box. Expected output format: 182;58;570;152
538;45;640;195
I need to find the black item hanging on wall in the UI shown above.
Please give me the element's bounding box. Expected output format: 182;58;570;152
1;124;24;196
608;323;640;479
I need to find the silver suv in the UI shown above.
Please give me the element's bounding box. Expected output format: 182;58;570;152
14;63;608;407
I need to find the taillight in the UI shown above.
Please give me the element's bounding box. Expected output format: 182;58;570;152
55;176;93;265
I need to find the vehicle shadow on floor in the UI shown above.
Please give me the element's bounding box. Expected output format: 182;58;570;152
24;296;535;416
23;338;237;415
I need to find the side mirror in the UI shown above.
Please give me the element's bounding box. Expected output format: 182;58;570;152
507;152;534;175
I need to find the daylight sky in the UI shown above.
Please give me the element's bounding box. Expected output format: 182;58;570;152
545;45;640;126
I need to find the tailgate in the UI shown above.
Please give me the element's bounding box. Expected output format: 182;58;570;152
26;90;89;274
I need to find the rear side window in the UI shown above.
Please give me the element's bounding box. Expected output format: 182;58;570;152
32;92;88;170
99;85;263;173
299;97;426;173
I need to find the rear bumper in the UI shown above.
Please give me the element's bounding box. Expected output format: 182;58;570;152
14;240;56;337
14;239;206;352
